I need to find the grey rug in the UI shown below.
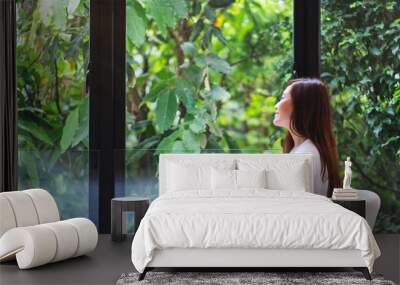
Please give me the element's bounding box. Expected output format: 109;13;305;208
116;272;396;285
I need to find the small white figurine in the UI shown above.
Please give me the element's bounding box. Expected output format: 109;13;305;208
343;157;352;189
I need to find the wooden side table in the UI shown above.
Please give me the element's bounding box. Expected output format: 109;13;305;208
332;199;366;218
111;197;150;242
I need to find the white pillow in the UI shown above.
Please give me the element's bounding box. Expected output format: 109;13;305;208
167;162;211;191
211;168;236;190
237;159;309;192
266;167;307;192
211;168;267;191
236;169;267;189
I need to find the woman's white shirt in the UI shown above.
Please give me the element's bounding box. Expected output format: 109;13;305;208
290;139;329;196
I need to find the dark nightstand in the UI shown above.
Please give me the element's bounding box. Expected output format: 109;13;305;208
332;199;366;218
111;197;150;242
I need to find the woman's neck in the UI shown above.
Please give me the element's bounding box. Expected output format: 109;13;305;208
289;131;306;147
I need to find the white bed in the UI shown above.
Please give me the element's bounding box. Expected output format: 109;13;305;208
131;154;380;280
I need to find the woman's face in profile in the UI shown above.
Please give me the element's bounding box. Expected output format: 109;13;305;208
273;85;293;129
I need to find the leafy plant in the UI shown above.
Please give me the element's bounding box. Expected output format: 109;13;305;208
16;0;90;218
16;0;400;232
125;0;292;158
321;0;400;232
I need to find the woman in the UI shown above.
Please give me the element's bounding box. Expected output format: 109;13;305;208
273;78;341;197
273;78;380;229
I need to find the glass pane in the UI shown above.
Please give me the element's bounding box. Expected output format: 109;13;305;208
124;1;293;199
16;0;91;220
321;1;400;233
18;150;92;219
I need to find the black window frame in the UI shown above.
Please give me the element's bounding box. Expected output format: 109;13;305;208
0;0;320;233
89;0;126;233
293;0;320;78
0;0;17;193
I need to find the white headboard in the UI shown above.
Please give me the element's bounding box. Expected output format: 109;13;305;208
159;153;314;195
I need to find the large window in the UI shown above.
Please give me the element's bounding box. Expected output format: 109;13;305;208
16;0;91;219
124;0;293;200
321;0;400;232
11;0;398;234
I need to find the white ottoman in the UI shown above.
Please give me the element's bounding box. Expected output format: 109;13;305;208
0;189;98;269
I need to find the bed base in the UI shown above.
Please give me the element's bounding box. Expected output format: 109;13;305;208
138;248;372;281
138;267;371;281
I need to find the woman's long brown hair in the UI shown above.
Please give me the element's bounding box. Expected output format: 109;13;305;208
283;78;341;197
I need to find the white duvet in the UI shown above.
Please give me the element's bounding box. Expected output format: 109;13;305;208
131;190;380;273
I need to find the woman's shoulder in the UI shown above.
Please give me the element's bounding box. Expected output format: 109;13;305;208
291;139;320;157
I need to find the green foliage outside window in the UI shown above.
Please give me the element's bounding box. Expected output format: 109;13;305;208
125;0;291;157
321;0;400;232
16;0;399;232
17;0;89;218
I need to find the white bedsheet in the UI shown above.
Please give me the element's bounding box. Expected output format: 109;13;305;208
131;190;380;273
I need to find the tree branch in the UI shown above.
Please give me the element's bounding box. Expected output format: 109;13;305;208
54;60;64;121
170;19;192;118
